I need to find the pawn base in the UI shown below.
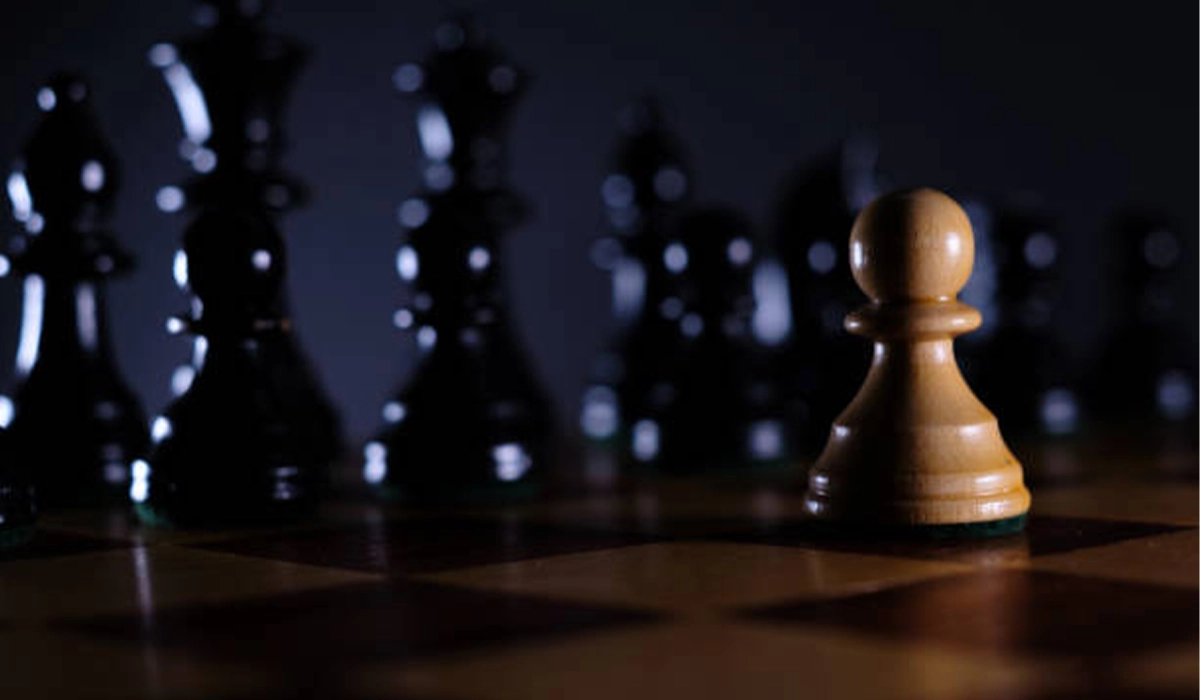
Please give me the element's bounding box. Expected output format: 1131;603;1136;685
806;513;1028;540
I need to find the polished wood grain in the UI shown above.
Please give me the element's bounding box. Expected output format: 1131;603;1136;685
0;446;1192;700
376;621;1050;700
420;541;973;613
804;188;1032;526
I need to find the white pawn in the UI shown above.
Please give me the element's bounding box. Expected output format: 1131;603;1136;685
803;188;1031;535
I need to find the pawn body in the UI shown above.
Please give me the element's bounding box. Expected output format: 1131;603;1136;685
803;189;1030;533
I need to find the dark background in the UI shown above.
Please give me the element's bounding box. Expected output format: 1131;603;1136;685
0;1;1194;443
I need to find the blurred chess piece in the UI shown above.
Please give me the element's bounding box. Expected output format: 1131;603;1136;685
365;14;552;502
1091;211;1198;477
133;1;339;525
959;197;1086;483
580;97;692;451
0;427;34;547
2;74;148;508
772;137;881;452
620;206;793;473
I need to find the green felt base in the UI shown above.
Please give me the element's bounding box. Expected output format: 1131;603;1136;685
809;513;1029;541
133;502;175;529
0;524;36;549
901;513;1029;539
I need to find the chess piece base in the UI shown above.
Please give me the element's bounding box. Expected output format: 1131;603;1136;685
133;430;322;528
133;499;313;530
0;524;35;549
369;338;551;504
0;477;37;547
804;513;1027;539
369;423;546;505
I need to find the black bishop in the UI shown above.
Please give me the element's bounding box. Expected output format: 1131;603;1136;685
2;74;147;510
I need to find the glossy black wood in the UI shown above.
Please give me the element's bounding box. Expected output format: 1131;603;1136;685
366;14;552;502
959;200;1086;481
2;74;147;511
772;139;880;451
617;206;793;473
0;428;35;546
580;98;693;447
1091;211;1198;453
134;1;340;526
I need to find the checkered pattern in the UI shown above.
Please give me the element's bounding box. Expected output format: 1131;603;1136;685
0;462;1195;700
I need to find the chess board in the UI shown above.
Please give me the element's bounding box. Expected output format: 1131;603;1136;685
2;443;1196;700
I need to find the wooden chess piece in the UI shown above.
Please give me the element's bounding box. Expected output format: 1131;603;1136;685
959;198;1085;484
365;14;553;502
2;74;147;508
580;97;693;447
1091;211;1197;476
133;2;337;525
619;206;794;473
803;188;1031;535
0;428;35;547
772;137;881;453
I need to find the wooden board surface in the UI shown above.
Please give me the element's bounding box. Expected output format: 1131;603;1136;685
2;443;1196;700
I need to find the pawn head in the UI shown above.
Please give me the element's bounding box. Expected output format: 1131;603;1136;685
849;188;974;302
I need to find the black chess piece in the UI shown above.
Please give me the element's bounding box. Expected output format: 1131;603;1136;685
580;97;693;447
364;15;553;502
959;198;1085;483
0;427;35;547
132;2;339;525
772;137;881;451
2;74;148;508
1091;211;1198;475
620;205;792;473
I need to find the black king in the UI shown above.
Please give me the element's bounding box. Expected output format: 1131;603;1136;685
133;1;342;525
365;15;552;501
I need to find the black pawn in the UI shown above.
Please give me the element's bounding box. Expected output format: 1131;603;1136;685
133;2;338;525
581;97;693;447
365;15;552;502
622;206;791;473
960;199;1085;483
2;74;147;508
772;138;881;451
1091;211;1198;474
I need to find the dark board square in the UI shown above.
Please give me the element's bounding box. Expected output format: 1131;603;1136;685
188;515;662;575
971;690;1196;700
747;570;1198;656
0;528;129;563
713;516;1190;566
68;578;657;667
